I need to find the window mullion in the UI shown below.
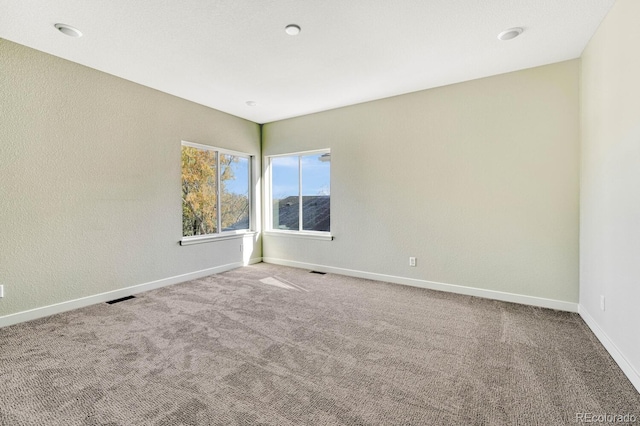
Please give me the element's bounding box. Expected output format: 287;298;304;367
216;151;222;234
248;157;252;231
298;155;303;231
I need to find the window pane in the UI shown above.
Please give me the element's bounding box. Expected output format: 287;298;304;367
182;146;217;236
301;153;331;232
220;154;250;231
271;156;299;230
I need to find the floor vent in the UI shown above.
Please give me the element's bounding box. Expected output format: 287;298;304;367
310;271;326;275
106;295;136;305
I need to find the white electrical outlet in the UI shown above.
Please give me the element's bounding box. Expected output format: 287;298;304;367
409;257;417;267
600;295;605;311
0;285;4;298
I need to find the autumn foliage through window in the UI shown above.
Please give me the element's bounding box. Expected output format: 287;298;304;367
182;143;250;238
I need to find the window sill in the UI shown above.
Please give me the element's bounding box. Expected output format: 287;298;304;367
180;231;257;246
263;231;334;241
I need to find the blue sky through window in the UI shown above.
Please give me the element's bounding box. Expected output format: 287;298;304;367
222;157;249;195
272;153;330;200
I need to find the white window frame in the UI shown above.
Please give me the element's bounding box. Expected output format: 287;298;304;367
264;149;333;241
180;141;256;246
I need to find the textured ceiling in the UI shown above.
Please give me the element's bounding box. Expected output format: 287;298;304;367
0;0;615;123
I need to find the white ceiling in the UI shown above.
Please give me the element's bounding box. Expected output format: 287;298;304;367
0;0;615;124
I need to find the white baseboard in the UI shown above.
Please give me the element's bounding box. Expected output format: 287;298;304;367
263;257;578;312
0;257;262;329
579;306;640;393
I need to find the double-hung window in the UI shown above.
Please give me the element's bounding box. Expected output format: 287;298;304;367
181;141;252;244
266;150;331;239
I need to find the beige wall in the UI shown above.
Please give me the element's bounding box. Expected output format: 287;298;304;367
0;40;261;318
263;60;580;305
580;0;640;388
0;40;581;319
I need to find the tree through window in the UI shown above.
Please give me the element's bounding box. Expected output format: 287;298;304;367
181;142;251;238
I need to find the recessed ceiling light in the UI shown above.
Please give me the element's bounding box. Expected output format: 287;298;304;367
245;101;257;107
497;27;523;41
285;24;301;36
54;23;83;38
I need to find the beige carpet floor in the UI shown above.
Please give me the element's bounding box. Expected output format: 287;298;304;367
0;263;638;425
